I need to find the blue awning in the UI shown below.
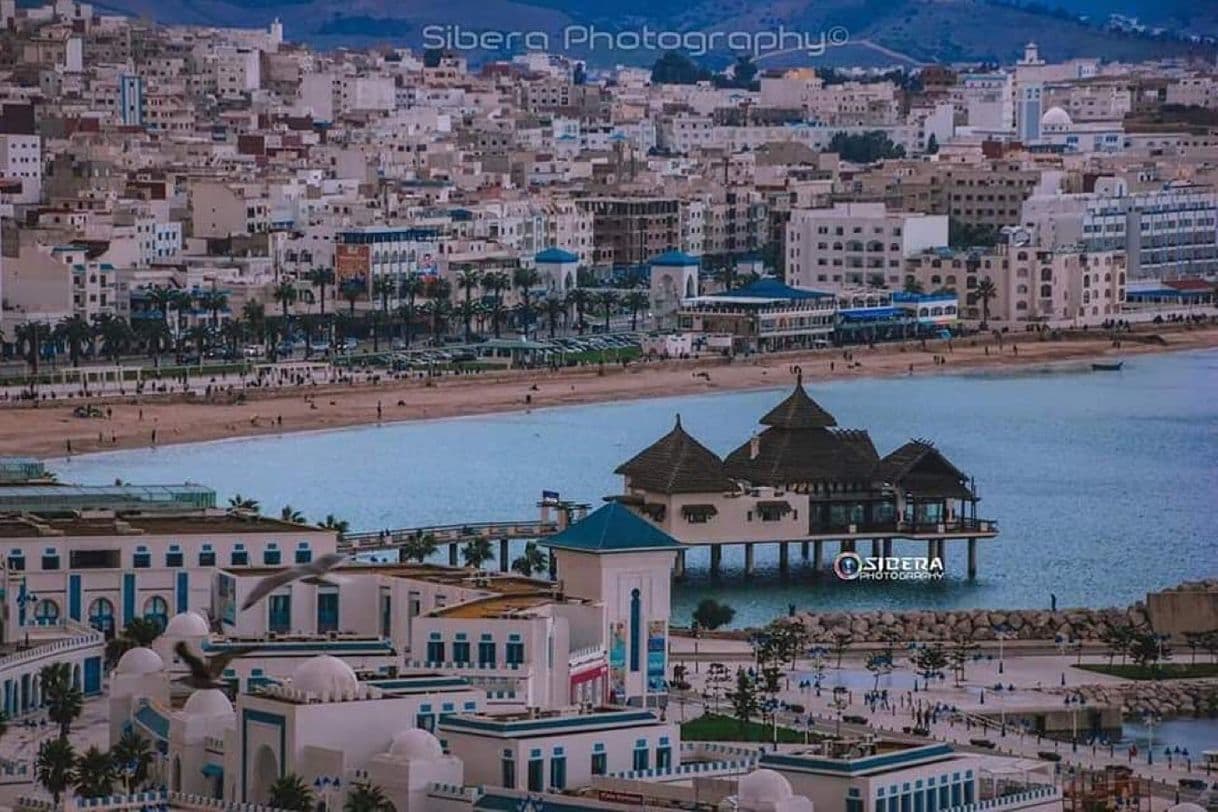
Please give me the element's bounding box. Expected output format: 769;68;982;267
201;764;224;778
839;307;904;322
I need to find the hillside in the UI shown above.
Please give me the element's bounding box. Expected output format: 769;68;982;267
88;0;1215;66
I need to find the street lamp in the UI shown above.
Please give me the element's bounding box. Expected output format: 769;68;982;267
831;686;849;737
1143;713;1159;766
16;579;38;647
993;624;1012;675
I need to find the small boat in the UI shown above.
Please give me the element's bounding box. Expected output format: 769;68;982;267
1091;361;1123;371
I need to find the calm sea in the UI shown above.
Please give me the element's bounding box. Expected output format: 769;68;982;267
49;349;1218;628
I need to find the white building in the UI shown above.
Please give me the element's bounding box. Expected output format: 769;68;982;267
0;134;42;205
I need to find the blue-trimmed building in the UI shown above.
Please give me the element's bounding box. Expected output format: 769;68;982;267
676;278;837;352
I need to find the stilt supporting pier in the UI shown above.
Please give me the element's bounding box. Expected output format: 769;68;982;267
813;541;824;573
449;543;458;567
882;539;892;558
928;540;944;569
710;545;722;576
744;543;755;575
499;538;510;572
967;538;977;580
801;541;809;560
871;539;882;559
674;549;686;578
778;542;789;573
548;551;557;580
841;540;855;554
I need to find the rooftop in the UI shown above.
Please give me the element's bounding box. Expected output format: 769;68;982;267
544;502;683;554
614;415;735;495
0;511;321;538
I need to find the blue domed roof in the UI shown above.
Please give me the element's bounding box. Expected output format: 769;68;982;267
649;250;700;267
535;247;579;263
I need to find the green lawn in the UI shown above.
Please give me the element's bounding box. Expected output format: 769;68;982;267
1074;663;1218;680
680;713;816;744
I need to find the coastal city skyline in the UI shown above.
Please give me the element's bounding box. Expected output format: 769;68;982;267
0;3;1215;812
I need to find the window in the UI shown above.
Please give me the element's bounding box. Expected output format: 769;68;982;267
479;637;496;667
632;742;649;771
133;547;151;568
268;594;290;633
7;550;24;571
71;549;121;569
630;589;641;672
427;638;445;663
144;596;169;630
35;599;60;625
550;749;566;790
416;710;435;732
505;640;524;665
591;746;607;776
317;591;339;633
198;545;216;567
42;549;60;570
231;546;249;566
263;545;281;566
453;639;471;664
656;742;672;771
527;753;544;792
295;543;312;565
166;545;183;567
88;597;116;634
501;751;516;788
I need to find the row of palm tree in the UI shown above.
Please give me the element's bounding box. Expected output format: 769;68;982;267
6;269;653;373
35;729;155;806
266;773;392;812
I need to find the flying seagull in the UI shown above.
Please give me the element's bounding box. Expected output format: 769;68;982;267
174;641;259;690
239;552;348;611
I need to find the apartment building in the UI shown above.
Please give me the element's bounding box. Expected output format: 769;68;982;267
1020;179;1218;279
785;202;949;289
576;197;684;267
0;133;42;204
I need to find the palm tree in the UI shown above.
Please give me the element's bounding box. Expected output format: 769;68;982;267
242;300;267;354
229;494;260;511
169;289;194;350
133;319;170;363
511;541;548;577
623;290;649;331
344;780;393;812
280;505;306;523
267;773;315;812
340;278;365;318
306;268;335;319
566;288;591;335
55;315;94;367
427;279;453;345
272;280;298;320
320;514;349;533
542;294;566;338
903;277;925;295
401;533;438;563
512;267;542;336
94;314;134;362
111;729;153;793
105;616;164;668
461;538;494;569
481;271;511;337
399;274;426;346
595;290;619;334
975;277;997;328
74;745;117;798
185;325;211;356
371;276;396;351
36;737;76;807
455;266;482;342
198;287;228;329
41;662;83;739
15;321;49;376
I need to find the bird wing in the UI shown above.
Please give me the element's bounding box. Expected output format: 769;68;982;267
175;641;210;680
209;645;261;677
240;569;301;610
309;553;349;575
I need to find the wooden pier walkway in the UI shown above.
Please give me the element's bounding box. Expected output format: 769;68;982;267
339;520;560;559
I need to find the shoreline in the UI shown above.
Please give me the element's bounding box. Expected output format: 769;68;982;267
5;326;1217;460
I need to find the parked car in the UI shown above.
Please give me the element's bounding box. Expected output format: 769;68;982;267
970;738;997;749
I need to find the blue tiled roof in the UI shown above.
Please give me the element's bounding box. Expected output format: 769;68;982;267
720;278;832;300
649;250;700;267
544;502;682;554
535;247;579;263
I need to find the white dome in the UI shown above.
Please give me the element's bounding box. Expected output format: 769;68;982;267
164;611;210;637
388;728;444;761
183;689;234;717
738;769;794;805
116;647;164;675
291;655;358;699
1041;106;1072;128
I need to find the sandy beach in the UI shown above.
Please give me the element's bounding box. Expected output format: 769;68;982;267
2;326;1216;460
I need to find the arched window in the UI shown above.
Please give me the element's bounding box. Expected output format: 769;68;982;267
88;598;115;635
945;275;957;285
144;596;170;631
35;599;60;625
1040;268;1053;282
1017;252;1028;260
1016;284;1028;294
629;589;641;673
931;275;942;285
1040;284;1052;298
